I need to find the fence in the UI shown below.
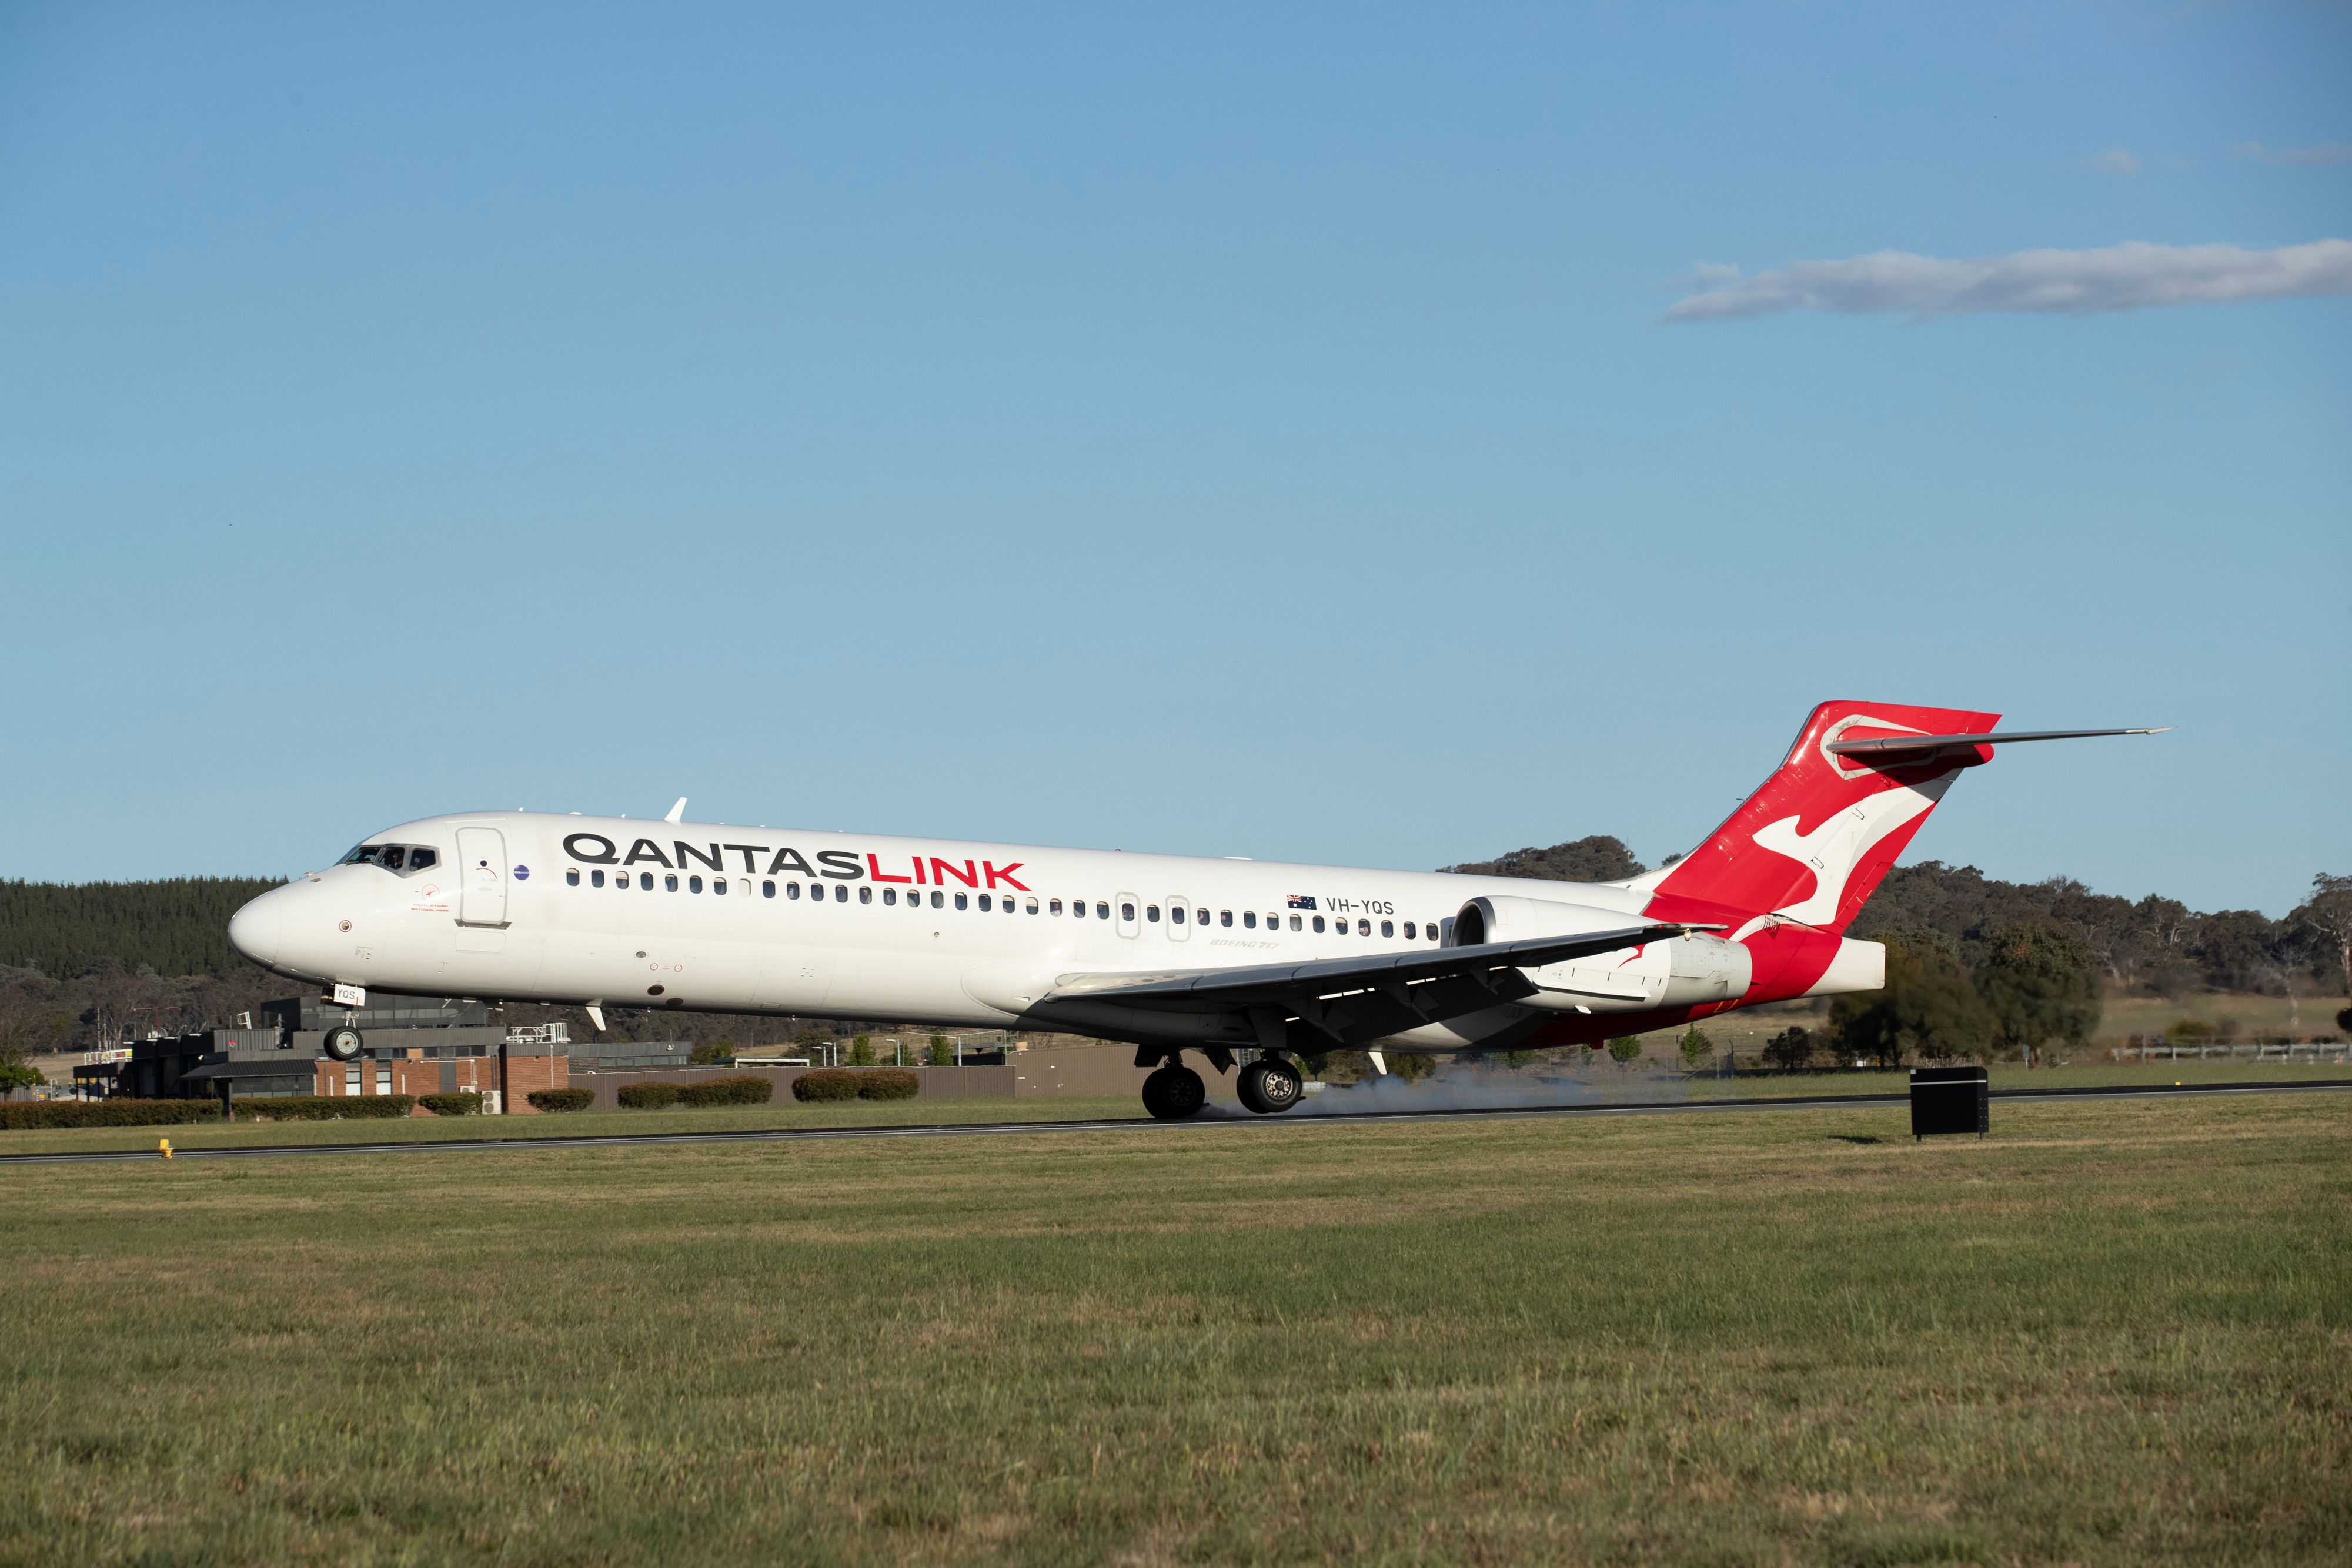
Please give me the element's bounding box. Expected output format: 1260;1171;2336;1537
2110;1041;2349;1063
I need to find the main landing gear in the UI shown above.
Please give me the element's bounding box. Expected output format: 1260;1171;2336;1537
1141;1063;1207;1121
1138;1051;1305;1120
1237;1055;1304;1115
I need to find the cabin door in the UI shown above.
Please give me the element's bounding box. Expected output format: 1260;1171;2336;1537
456;827;510;927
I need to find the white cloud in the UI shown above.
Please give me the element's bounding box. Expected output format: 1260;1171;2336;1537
1677;262;1742;289
1663;239;2352;322
2235;140;2352;168
2086;148;2141;177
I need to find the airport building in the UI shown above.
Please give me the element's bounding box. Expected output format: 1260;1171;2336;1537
74;994;572;1113
67;996;1165;1113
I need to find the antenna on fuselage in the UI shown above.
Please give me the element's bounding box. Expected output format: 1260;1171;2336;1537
665;797;686;824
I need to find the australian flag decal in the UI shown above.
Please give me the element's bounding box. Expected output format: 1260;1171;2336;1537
1286;894;1317;910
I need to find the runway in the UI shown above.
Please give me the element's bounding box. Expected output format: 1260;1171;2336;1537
4;1077;2347;1165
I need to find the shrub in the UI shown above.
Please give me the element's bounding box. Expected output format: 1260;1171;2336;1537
674;1075;774;1107
847;1033;877;1066
1762;1027;1816;1071
791;1069;861;1102
232;1096;416;1121
617;1082;680;1109
690;1039;732;1065
1678;1027;1715;1067
927;1034;955;1066
1606;1037;1644;1065
857;1068;919;1101
418;1092;483;1116
2;1098;225;1131
1830;937;1992;1065
527;1088;595;1113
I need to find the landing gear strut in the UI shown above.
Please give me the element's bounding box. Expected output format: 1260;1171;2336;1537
1237;1055;1304;1115
1141;1063;1207;1121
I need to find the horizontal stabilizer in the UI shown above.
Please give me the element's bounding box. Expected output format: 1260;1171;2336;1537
1827;726;2170;758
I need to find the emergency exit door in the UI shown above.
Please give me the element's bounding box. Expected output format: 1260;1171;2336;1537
456;827;510;927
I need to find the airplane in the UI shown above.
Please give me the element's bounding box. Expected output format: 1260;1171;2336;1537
226;700;2163;1119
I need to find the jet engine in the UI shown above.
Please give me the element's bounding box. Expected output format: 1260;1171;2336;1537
1452;894;1753;1012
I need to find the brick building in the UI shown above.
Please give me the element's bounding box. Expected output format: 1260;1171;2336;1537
75;995;573;1114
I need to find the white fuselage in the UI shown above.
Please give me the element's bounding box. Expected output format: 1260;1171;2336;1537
227;811;1659;1049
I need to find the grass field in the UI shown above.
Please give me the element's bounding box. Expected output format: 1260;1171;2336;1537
4;1092;2347;1565
4;1058;2348;1158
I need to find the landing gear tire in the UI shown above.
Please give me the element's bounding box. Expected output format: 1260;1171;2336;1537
1237;1057;1304;1115
323;1027;364;1062
1141;1065;1207;1121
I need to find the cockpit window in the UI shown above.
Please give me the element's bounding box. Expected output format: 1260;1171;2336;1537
343;842;439;876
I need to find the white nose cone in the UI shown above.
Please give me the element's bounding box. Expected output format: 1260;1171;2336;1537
228;894;283;967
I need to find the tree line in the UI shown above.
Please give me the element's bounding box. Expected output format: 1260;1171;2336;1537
0;849;2344;1068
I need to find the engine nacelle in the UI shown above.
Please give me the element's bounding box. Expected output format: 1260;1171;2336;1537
1452;894;1753;1013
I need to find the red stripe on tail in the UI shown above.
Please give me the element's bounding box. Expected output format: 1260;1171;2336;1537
1641;700;2000;936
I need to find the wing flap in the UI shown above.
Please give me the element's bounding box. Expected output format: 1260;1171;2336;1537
1041;922;1701;1015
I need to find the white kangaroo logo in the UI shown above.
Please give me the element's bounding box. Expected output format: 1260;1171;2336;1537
1749;783;1948;927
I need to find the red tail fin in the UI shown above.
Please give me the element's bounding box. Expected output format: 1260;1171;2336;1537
1640;700;2000;934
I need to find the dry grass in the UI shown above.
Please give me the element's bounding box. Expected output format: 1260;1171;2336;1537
8;1061;2346;1159
2;1094;2347;1564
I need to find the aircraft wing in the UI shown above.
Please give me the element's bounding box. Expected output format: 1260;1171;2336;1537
1035;921;1701;1051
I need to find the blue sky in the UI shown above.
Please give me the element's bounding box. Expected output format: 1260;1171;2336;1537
2;2;2345;915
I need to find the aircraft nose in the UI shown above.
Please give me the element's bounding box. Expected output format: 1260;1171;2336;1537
228;891;283;967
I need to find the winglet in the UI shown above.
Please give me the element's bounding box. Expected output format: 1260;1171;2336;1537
664;797;687;824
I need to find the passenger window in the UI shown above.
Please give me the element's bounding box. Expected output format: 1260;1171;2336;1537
787;882;801;900
978;894;992;912
1289;915;1301;932
859;886;873;904
566;869;579;887
592;870;607;888
955;893;969;910
1429;927;1441;942
1312;915;1325;933
1147;905;1160;922
1170;905;1184;924
1007;898;1018;914
1361;918;1373;936
1220;910;1232;927
666;874;680;892
1051;899;1064;915
1402;920;1415;938
834;884;847;902
1026;898;1038;914
640;872;654;891
410;848;436;871
883;887;897;905
689;875;704;893
1242;911;1255;929
1119;902;1133;922
931;890;944;908
763;880;775;898
716;878;731;896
